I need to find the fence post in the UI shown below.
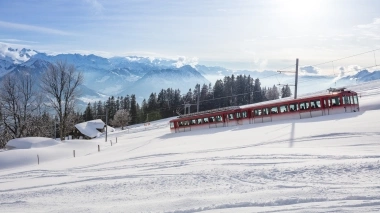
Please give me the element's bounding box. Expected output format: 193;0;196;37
37;154;39;165
98;145;100;152
111;140;112;146
73;150;75;158
116;137;117;143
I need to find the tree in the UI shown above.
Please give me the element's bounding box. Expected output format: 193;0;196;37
253;78;263;103
112;109;131;130
0;74;40;139
83;103;94;121
40;61;83;141
281;85;292;98
130;94;137;124
266;85;280;100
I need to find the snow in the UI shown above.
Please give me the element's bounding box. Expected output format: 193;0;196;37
74;119;105;138
0;43;37;64
0;81;380;212
5;137;60;149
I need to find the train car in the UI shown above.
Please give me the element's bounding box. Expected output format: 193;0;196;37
169;88;360;133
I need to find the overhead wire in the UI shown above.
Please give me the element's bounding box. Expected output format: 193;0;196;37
281;48;380;86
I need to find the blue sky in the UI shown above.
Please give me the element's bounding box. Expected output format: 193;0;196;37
0;0;380;72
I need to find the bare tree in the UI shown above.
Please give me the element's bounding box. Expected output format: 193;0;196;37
40;61;83;141
111;109;131;130
0;74;39;139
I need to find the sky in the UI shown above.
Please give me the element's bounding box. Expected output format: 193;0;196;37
0;0;380;72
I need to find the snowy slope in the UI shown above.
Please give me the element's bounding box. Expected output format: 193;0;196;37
0;81;380;212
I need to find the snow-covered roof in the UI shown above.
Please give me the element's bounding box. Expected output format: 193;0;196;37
74;119;105;138
6;137;60;149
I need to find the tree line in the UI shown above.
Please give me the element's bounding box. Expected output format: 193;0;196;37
84;75;292;127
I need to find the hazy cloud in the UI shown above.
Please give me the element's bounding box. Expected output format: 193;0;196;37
300;66;320;75
84;0;104;14
337;65;362;77
174;56;198;68
0;21;73;36
0;39;38;44
356;18;380;40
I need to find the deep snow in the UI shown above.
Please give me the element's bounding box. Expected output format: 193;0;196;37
0;81;380;212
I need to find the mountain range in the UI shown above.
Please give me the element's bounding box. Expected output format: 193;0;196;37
1;44;379;106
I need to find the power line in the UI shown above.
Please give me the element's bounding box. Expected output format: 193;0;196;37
297;64;380;86
304;48;380;68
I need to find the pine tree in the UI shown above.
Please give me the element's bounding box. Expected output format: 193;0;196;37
253;78;262;103
96;101;104;119
83;103;94;121
281;85;292;98
130;94;137;124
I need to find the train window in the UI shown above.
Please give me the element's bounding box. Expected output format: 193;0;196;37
350;96;354;105
279;105;288;113
299;102;309;110
209;116;215;122
236;112;241;119
228;113;234;120
197;118;202;124
310;100;321;108
170;122;174;128
180;121;189;126
263;108;269;115
242;111;248;118
353;95;358;104
289;103;298;111
216;115;223;122
254;109;262;116
191;119;196;125
203;117;209;123
343;96;350;104
324;99;331;107
331;97;340;106
299;102;305;110
270;106;278;114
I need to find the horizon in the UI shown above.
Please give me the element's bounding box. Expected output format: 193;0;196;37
1;0;380;73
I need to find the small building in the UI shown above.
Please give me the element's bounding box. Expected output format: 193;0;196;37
74;119;105;139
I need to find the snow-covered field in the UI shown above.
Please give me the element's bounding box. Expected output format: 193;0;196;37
1;81;380;213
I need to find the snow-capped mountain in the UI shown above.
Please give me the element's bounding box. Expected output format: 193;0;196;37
342;70;380;82
0;44;37;64
0;44;38;76
0;45;213;102
1;44;380;104
121;65;210;98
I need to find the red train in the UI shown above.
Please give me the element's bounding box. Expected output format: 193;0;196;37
169;88;360;133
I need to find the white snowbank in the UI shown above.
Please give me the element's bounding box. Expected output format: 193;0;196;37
6;137;60;149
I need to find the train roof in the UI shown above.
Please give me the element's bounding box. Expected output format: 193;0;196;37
240;87;355;109
177;106;240;119
172;88;357;120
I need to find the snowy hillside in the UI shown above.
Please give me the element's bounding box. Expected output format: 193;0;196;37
0;80;380;212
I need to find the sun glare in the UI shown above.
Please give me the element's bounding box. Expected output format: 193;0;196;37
277;0;323;18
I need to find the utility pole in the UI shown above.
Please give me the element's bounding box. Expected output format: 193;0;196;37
294;58;299;99
277;58;299;99
105;107;108;142
197;84;200;112
54;115;57;140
